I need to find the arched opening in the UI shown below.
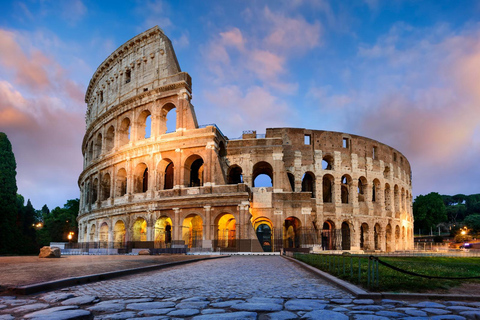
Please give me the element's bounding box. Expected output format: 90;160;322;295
283;217;301;248
384;183;392;212
287;172;295;192
161;103;177;134
89;224;96;242
360;223;369;250
372;179;381;202
252;161;273;188
101;173;111;201
394;185;400;215
395;225;400;251
401;188;405;212
216;213;236;249
83;225;87;243
99;222;108;248
383;166;390;179
227;165;243;184
92;178;98;203
374;223;381;250
301;172;315;198
322;155;334;170
132;217;147;242
341;221;351;250
105;126;115;152
138;110;152;139
253;218;273;252
358;177;367;202
402;226;406;250
113;220;126;248
190;159;204;187
134;163;148;193
164;162;174;189
385;224;392;252
341;175;351;204
95;133;102;158
154;216;173;248
322;221;335;250
218;141;227;158
322;175;333;203
182;214;203;248
116;168;127;197
119;117;131;146
87;141;93;163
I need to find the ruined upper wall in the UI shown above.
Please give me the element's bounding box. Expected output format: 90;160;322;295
84;26;190;128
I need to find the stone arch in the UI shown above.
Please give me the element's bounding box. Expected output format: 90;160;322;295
132;217;147;242
385;224;393;252
322;220;335;250
372;179;381;203
218;141;227;158
87;140;93;163
154;216;173;248
215;213;237;249
301;172;315;198
118;117;131;146
384;183;392;212
116;168;127;197
341;221;351;250
357;176;367;202
395;225;400;251
105;125;115;152
157;159;174;190
227;165;243;184
134;163;148;193
161;102;177;134
182;214;203;248
374;223;381;250
184;154;204;187
283;216;301;248
92;178;98;203
95;133;102;158
394;185;400;217
322;154;334;170
383;166;390;179
341;174;352;204
360;222;369;250
89;224;96;242
401;187;405;212
99;222;109;247
287;172;295;192
402;226;406;250
252;217;273;252
137;109;152;139
113;220;126;248
322;174;334;203
252;161;273;187
101;173;111;201
83;225;88;243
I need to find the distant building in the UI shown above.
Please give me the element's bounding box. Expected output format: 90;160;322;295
78;26;414;252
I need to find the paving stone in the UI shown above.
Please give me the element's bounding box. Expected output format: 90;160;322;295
192;311;257;319
259;310;297;320
423;308;452;315
349;311;375;315
332;307;350;312
353;315;390;320
210;300;245;308
126;317;167;320
176;301;209;309
26;309;92;319
41;292;75;303
404;309;428;317
468;302;480;308
182;297;208;302
126;301;175;310
353;299;375;305
87;302;125;312
0;315;14;320
247;297;284;304
430;316;467;320
95;311;137;319
24;306;78;318
61;295;97;305
410;302;446;308
4;299;35;306
302;310;349;320
285;299;328;311
376;310;406;318
0;297;16;301
0;305;5;310
446;302;470;307
138;308;175;316
167;308;200;316
122;298;154;304
331;299;353;304
460;311;480;319
7;302;49;314
231;302;283;312
201;308;226;314
353;305;385;311
448;306;478;312
381;299;407;306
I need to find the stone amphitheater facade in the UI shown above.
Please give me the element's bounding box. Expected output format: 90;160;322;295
78;26;414;253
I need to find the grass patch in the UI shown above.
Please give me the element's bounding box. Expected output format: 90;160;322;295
294;253;480;292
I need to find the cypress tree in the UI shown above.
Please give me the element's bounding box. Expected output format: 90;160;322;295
0;133;19;254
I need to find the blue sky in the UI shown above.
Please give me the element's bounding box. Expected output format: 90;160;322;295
1;0;480;210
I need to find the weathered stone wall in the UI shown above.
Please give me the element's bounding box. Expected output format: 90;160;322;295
78;26;414;252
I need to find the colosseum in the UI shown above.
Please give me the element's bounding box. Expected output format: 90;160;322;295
77;26;414;253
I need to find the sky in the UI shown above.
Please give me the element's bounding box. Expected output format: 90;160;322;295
1;0;480;210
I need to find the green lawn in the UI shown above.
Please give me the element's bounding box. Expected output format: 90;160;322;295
294;253;480;292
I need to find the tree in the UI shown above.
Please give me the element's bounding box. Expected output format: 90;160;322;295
37;199;79;246
464;214;480;234
0;132;20;254
413;192;448;233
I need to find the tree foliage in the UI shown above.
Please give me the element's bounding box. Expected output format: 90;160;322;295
464;214;480;234
37;199;79;245
413;192;447;232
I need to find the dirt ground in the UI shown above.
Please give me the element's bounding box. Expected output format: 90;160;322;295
0;255;205;290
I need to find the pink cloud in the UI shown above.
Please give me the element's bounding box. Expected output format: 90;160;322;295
220;28;245;50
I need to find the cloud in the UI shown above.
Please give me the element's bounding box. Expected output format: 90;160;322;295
60;0;87;25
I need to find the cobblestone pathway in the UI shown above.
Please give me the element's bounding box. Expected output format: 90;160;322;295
1;256;479;319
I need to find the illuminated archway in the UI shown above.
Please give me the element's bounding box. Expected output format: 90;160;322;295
182;214;203;248
215;213;236;249
99;222;109;248
154;216;173;248
132;217;147;242
322;220;335;250
253;217;273;252
113;220;126;248
283;217;301;248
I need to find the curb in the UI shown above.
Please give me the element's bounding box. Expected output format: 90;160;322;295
283;255;480;301
9;255;230;295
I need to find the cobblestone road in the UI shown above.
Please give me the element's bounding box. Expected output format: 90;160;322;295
1;255;480;319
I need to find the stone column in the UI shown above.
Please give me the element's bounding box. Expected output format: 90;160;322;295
173;208;181;246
